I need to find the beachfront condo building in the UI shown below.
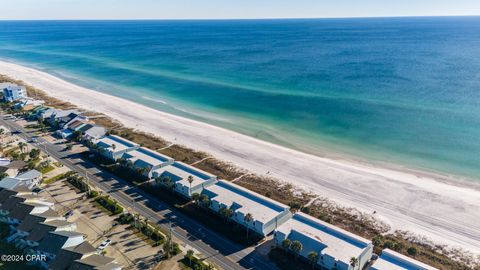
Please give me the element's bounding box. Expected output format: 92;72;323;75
121;147;174;178
2;84;27;102
152;161;217;197
274;212;373;270
93;135;140;161
371;249;439;270
203;180;292;237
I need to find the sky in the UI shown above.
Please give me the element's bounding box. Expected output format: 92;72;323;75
0;0;479;20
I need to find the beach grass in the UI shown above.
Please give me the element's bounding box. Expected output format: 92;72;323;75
1;74;478;270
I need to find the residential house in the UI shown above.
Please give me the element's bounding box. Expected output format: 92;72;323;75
56;118;106;141
56;118;91;139
0;193;52;225
27;105;48;120
0;185;31;204
35;231;85;261
371;249;439;270
6;208;62;245
81;124;106;141
121;147;173;178
49;242;98;270
0;160;27;178
203;180;291;237
39;108;58;120
3;84;27;102
48;110;81;128
152;161;217;197
69;254;122;270
274;212;374;270
6;200;53;225
93;135;139;161
14;209;62;238
14;98;45;111
0;169;42;190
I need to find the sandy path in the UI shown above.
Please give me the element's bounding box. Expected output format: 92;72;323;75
1;60;479;255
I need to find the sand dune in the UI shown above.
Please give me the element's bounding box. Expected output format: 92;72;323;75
1;60;479;255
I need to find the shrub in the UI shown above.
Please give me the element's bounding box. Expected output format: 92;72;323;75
407;247;418;256
95;196;123;215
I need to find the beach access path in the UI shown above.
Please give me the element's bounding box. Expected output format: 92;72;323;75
1;61;480;255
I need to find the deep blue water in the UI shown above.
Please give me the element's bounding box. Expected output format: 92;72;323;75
1;18;480;179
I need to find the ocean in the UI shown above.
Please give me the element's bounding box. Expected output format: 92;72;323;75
0;17;479;179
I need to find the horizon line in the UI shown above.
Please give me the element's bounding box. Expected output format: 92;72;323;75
1;14;479;21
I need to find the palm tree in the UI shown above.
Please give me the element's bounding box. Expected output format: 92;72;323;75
290;240;303;260
350;257;358;269
186;249;194;266
187;175;194;191
192;193;200;204
200;194;211;207
219;206;233;223
307;251;319;269
244;213;253;239
281;239;291;252
18;142;27;153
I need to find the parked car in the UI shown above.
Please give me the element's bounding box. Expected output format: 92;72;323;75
64;210;74;219
97;239;112;251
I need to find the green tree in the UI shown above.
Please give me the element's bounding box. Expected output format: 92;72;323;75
29;148;40;159
307;251;319;269
281;239;292;251
186;249;195;266
219;206;233;223
407;246;418;256
244;213;253;239
72;130;82;142
18;142;27;153
290;240;303;260
200;194;211;207
350;257;358;268
192;193;201;204
187;175;194;190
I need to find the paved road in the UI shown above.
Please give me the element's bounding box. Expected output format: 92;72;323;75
0;117;279;270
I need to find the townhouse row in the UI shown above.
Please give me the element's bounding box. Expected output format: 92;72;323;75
89;134;438;270
0;184;121;270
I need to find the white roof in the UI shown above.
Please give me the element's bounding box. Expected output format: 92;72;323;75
123;147;173;167
276;212;372;263
0;158;10;167
205;180;289;223
0;177;25;190
52;109;79;118
95;135;138;153
153;161;216;188
371;249;439;270
16;169;41;180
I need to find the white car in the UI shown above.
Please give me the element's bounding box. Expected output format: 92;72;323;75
97;239;112;251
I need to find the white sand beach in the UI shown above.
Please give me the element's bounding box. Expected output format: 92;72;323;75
1;60;479;255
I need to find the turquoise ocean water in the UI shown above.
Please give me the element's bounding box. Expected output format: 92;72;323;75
0;17;479;179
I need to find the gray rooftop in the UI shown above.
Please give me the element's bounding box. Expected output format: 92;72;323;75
276;212;372;263
123;147;173;168
204;180;290;224
152;161;216;188
16;169;42;180
371;249;439;270
95;135;139;153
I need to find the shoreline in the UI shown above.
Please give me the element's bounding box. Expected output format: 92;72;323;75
1;60;479;255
